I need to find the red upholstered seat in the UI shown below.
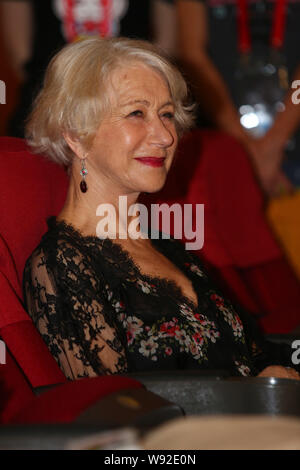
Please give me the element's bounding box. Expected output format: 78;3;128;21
0;349;36;424
0;137;68;282
10;375;143;425
0;138;68;422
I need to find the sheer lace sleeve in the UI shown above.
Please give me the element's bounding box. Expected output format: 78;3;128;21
23;241;127;380
237;307;300;374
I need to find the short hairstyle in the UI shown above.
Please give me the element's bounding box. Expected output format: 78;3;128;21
26;37;195;167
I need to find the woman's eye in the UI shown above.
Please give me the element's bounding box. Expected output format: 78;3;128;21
162;112;175;120
128;110;144;118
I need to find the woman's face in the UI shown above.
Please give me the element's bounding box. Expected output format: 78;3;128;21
87;62;178;196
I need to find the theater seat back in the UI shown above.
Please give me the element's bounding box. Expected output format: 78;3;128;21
0;137;68;421
0;137;68;282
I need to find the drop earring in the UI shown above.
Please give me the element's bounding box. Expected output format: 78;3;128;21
80;159;88;193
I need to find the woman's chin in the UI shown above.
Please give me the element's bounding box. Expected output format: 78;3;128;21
140;181;166;195
138;173;168;194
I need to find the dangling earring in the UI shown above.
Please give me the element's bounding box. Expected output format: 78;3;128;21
80;159;88;193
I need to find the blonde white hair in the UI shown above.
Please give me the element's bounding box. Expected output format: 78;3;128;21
26;37;194;167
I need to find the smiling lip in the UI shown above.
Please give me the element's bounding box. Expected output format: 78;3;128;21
134;157;166;167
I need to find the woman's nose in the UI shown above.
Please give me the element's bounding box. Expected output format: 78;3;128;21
149;116;176;148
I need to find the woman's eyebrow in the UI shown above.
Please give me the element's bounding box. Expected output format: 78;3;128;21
159;101;174;109
121;99;150;107
120;100;174;108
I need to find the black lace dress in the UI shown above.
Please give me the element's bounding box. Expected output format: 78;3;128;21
23;217;293;380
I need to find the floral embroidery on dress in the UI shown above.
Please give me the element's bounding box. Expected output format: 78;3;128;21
118;307;221;364
189;263;205;277
136;279;153;294
234;361;251;376
111;298;126;313
210;293;244;340
139;338;159;361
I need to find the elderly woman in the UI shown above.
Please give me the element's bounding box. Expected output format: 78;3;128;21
23;37;299;381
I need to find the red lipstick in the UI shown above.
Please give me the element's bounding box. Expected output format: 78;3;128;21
134;157;165;167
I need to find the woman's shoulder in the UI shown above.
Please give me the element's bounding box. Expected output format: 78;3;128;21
24;216;93;273
23;216;110;296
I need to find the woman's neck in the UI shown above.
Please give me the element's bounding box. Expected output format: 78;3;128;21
57;177;144;240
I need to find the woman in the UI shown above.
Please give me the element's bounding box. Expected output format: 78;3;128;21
23;37;299;380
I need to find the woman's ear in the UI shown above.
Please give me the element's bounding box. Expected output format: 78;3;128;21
63;133;85;160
